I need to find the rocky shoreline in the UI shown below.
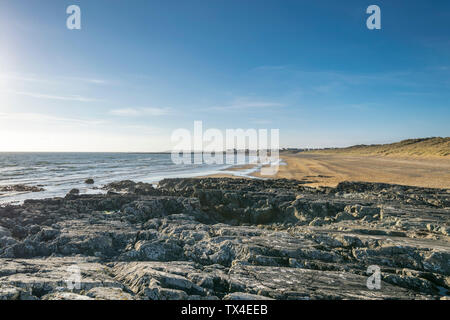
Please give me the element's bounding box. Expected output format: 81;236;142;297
0;178;449;300
0;184;45;194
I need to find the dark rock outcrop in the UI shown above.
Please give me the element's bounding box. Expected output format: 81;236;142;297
0;185;45;193
0;178;448;300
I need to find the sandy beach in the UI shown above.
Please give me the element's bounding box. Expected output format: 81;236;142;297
203;152;450;189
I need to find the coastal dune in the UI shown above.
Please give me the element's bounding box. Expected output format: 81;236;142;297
250;138;450;189
305;137;450;158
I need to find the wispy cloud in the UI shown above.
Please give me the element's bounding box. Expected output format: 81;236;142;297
0;73;52;84
250;66;419;88
312;82;342;94
109;107;172;116
12;91;99;102
250;119;272;125
323;102;378;112
252;65;290;72
0;112;105;126
63;77;108;85
206;99;284;112
428;65;450;72
0;73;109;85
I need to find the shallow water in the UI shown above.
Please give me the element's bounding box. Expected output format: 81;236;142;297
0;152;258;204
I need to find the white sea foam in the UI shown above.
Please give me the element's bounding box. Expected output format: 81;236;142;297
0;152;257;204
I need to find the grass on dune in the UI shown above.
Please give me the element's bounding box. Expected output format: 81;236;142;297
305;137;450;158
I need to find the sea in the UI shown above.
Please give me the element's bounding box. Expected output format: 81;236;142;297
0;152;260;204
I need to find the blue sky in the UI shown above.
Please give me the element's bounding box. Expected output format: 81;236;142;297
0;0;449;151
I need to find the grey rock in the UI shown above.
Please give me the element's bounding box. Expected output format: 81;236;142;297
86;287;135;300
0;185;45;193
0;226;11;238
42;292;94;300
68;189;80;196
0;178;448;299
223;292;274;300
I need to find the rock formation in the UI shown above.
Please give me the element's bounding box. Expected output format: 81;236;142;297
0;178;448;300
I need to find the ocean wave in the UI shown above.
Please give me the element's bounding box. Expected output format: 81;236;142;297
0;152;248;204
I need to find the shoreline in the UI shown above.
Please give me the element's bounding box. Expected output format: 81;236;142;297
1;152;450;206
199;152;450;189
